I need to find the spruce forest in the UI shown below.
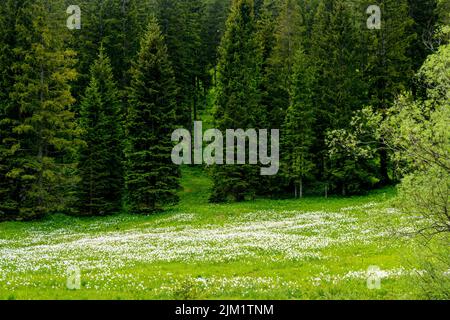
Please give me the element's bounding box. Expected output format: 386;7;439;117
0;0;449;300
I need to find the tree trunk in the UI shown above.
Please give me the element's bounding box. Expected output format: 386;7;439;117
379;146;390;185
299;178;303;199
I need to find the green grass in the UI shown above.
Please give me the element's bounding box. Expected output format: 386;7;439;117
0;167;431;300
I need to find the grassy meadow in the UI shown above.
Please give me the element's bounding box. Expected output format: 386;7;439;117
0;167;433;300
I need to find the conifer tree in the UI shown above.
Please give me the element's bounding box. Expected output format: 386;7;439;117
201;0;232;86
70;0;144;96
407;0;438;72
210;0;263;202
256;0;280;129
0;0;22;221
155;0;205;125
282;49;316;198
310;0;368;194
271;0;304;90
0;0;80;220
263;0;305;130
0;0;16;104
77;47;124;216
254;0;285;197
362;0;415;184
125;19;180;214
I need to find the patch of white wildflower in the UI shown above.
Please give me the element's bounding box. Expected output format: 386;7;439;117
0;203;416;292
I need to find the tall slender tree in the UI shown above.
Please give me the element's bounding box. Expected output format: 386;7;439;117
200;0;232;87
263;0;305;130
125;19;180;214
210;0;263;202
69;0;144;97
407;0;438;72
271;0;305;91
362;0;415;184
256;0;280;129
77;47;124;216
155;0;205;125
310;0;369;194
282;49;316;198
254;0;285;197
0;0;24;221
0;0;80;220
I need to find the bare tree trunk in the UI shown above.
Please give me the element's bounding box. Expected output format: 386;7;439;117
379;146;390;185
299;178;303;199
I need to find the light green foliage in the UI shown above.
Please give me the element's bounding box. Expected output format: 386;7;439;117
417;43;450;103
0;0;447;300
326;107;382;195
385;45;450;236
0;167;438;299
381;44;449;297
327;107;382;161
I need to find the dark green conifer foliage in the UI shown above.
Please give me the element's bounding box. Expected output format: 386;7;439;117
0;0;23;221
362;0;415;184
254;0;285;197
155;0;205;125
271;0;304;91
125;19;180;214
0;0;80;220
256;0;280;129
263;0;305;130
282;49;316;198
310;0;369;194
201;0;232;87
407;0;438;72
69;0;144;97
210;0;263;202
78;47;124;216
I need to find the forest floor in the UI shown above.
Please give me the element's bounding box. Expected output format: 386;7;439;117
0;167;434;299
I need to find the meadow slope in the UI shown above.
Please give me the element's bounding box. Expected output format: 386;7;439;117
0;167;429;299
